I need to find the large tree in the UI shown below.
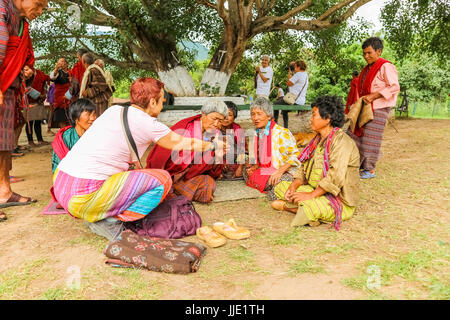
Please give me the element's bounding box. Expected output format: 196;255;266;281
34;0;214;96
36;0;372;96
195;0;372;95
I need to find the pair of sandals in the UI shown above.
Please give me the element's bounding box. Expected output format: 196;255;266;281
0;192;37;223
196;219;250;248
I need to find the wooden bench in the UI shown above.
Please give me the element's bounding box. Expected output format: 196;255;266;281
161;104;311;111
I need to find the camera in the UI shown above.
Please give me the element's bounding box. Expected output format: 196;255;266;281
284;64;295;72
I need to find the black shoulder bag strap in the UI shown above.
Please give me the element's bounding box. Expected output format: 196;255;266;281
120;106;143;170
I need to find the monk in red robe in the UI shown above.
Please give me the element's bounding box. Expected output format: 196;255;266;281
0;0;48;222
146;100;229;203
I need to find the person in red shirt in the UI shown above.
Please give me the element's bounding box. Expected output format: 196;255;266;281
71;48;88;85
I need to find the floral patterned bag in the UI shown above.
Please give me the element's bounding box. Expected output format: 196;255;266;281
104;230;207;274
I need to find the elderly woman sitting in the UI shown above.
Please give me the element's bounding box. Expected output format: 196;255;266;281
271;96;360;230
243;97;300;200
146;99;228;203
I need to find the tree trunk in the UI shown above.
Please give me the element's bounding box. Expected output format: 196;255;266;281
136;32;197;97
199;32;248;96
157;66;197;97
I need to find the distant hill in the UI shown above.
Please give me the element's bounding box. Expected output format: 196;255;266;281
180;40;209;61
33;31;210;62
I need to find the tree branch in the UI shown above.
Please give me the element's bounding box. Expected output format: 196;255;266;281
196;0;217;10
317;0;355;21
50;0;120;27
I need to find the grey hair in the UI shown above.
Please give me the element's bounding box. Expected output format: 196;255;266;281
82;52;95;65
261;55;270;61
201;99;229;117
250;97;273;118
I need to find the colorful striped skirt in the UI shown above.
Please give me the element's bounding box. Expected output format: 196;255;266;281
53;168;172;223
348;107;390;171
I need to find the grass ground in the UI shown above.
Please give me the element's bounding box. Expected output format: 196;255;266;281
0;117;448;300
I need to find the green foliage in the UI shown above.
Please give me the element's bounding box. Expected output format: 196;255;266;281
397;55;449;102
381;0;450;61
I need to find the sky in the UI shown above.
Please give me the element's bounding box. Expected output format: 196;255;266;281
351;0;388;31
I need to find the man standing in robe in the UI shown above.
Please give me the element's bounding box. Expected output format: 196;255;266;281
0;0;49;222
80;52;112;117
94;59;115;107
346;37;400;180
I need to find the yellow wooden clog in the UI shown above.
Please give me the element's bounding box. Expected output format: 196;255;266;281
213;219;250;240
196;226;227;248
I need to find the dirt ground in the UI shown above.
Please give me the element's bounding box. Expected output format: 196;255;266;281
0;117;448;300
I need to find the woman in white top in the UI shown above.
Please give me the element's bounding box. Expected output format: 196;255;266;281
275;60;309;129
53;77;226;225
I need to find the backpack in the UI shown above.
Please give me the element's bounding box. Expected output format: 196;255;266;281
124;195;202;239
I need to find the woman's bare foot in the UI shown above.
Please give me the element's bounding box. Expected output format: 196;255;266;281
46;129;55;136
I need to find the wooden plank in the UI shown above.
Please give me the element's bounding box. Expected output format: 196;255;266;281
161;104;311;111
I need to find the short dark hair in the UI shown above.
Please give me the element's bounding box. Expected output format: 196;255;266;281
311;95;345;128
82;52;95;65
68;98;96;127
295;60;307;71
77;48;89;56
362;37;384;51
224;101;238;119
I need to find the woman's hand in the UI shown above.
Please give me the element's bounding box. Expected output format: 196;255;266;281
284;183;298;202
290;192;314;204
268;169;283;186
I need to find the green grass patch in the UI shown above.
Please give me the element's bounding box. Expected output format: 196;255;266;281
109;269;164;300
0;258;48;299
261;228;305;246
228;247;255;262
68;235;108;252
40;287;76;300
341;246;449;299
288;259;326;275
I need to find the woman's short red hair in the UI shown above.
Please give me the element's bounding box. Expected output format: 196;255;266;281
130;77;165;108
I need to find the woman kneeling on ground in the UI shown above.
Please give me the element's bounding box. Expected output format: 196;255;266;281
271;95;360;230
52;78;225;239
51;98;97;173
244;97;300;200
